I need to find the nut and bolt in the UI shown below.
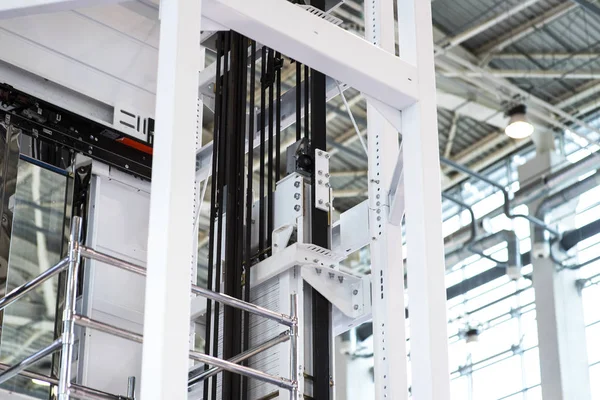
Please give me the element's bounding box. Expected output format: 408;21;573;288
328;272;335;279
377;216;382;221
325;173;330;178
353;305;359;310
353;289;359;295
318;150;323;156
316;268;322;275
318;179;323;185
338;276;344;283
294;181;301;188
325;202;330;207
318;199;323;204
294;205;301;211
294;193;301;200
318;170;323;175
325;154;330;159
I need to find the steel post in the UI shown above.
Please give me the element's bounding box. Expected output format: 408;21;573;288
58;216;83;400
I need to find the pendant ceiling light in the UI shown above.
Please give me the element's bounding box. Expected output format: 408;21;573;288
505;104;534;139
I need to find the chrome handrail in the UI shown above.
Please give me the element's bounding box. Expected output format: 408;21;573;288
0;215;300;399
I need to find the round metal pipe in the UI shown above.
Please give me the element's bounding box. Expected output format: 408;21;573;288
0;257;68;312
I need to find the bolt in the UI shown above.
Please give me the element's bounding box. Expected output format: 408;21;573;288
294;181;301;188
318;179;323;185
376;194;380;199
274;243;278;247
330;264;335;268
318;170;323;175
316;268;322;275
329;272;335;279
353;289;358;295
325;183;330;188
353;305;359;310
338;276;344;283
318;150;323;156
89;135;94;140
318;199;323;204
125;164;129;169
377;216;381;221
325;154;330;159
376;209;381;214
294;205;301;211
376;201;380;206
325;202;330;207
325;173;330;178
294;193;301;200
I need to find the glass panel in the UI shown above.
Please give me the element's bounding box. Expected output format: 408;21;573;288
472;355;522;400
0;158;69;398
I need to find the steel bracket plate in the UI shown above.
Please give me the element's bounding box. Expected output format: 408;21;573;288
314;150;331;211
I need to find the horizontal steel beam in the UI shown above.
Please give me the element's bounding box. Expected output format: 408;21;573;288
202;0;418;109
442;70;600;80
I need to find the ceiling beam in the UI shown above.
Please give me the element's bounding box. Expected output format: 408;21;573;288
0;0;124;19
437;0;542;52
491;52;599;61
441;69;600;80
476;2;577;58
571;0;600;18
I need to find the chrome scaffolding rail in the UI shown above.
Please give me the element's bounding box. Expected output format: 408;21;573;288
0;216;299;399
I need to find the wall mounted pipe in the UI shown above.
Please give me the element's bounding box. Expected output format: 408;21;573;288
446;152;600;255
442;193;521;274
441;156;560;237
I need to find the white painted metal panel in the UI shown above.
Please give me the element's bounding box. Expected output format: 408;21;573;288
0;11;157;116
80;166;150;395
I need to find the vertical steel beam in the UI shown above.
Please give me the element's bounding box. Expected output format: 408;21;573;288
140;0;202;398
398;0;451;399
363;0;408;399
532;256;592;400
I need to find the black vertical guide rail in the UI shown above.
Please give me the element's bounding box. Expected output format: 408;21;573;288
203;32;223;400
267;49;274;256
310;1;331;399
296;62;302;142
222;32;247;400
259;47;267;260
242;40;257;400
304;65;310;153
275;52;282;183
210;31;231;400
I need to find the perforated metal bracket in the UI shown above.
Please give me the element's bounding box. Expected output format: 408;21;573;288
314;150;331;212
301;267;370;319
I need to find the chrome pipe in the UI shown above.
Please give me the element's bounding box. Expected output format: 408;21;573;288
68;385;131;400
59;216;83;400
0;363;132;400
290;293;300;400
79;246;146;276
0;257;68;312
0;338;62;385
191;284;295;327
73;314;143;344
189;331;290;386
188;350;296;390
81;245;294;327
127;376;136;399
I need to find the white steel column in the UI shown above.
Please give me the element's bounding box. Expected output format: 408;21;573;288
364;0;408;399
140;0;202;398
398;0;451;399
532;256;592;400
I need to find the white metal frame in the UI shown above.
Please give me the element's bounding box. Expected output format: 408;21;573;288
0;0;451;398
